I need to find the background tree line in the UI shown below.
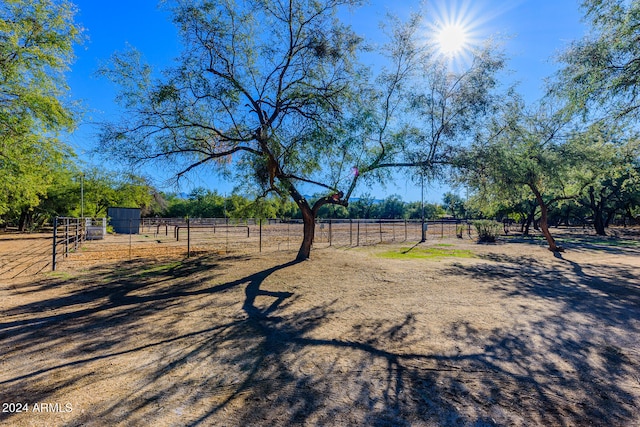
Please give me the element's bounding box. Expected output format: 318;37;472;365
160;189;448;221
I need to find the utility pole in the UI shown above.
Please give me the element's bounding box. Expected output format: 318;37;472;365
81;173;85;219
421;171;426;242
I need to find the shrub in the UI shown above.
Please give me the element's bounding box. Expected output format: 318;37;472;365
473;220;502;243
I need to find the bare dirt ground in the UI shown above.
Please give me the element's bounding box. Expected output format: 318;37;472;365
0;229;639;426
0;233;53;280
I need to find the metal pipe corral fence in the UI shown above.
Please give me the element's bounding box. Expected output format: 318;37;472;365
53;217;485;268
52;217;87;271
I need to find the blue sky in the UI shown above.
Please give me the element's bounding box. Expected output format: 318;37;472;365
66;0;587;203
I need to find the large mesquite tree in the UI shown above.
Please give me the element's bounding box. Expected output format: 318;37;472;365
99;0;505;260
556;0;640;232
456;96;598;252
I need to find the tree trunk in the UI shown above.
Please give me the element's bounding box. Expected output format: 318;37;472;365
279;173;342;261
523;203;537;236
18;209;31;232
297;203;315;261
589;187;606;236
625;206;640;225
530;185;563;252
593;210;606;236
604;210;615;228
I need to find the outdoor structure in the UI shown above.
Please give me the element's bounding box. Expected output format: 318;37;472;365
107;207;141;235
85;218;107;240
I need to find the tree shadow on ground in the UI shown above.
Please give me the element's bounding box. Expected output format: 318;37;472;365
504;230;640;256
1;251;639;426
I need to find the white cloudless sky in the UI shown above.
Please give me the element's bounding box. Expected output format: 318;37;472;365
67;0;587;203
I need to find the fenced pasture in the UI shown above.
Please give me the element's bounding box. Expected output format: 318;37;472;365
55;218;474;269
1;232;639;426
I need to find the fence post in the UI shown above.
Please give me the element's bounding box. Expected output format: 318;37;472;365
405;220;408;241
64;218;69;257
187;217;191;258
74;220;79;251
441;220;444;238
357;221;360;246
365;221;368;244
379;220;383;243
329;219;332;246
52;217;58;271
349;219;353;246
259;218;262;252
129;218;132;259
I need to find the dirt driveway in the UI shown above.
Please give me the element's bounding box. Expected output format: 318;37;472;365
1;233;639;426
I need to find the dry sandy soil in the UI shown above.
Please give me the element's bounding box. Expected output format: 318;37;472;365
0;230;639;426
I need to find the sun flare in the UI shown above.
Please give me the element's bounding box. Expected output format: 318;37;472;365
436;23;469;56
426;0;488;67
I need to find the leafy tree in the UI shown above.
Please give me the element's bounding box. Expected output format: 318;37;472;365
98;1;505;260
555;0;640;232
116;173;156;215
316;199;349;219
5;164;79;230
161;193;191;218
80;168;154;218
457;97;585;251
232;196;281;219
404;201;445;220
377;194;405;219
558;0;640;119
347;193;378;219
570;123;640;234
0;0;81;225
442;192;466;219
512;197;540;235
185;188;225;218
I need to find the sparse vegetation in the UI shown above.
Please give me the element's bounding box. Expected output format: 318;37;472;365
472;220;503;243
377;245;475;259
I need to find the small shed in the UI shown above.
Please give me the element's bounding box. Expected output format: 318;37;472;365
107;207;141;234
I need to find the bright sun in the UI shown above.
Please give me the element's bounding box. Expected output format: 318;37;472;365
436;23;469;56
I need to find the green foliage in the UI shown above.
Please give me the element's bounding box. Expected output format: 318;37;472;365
99;0;364;191
156;190;449;221
455;95;587;250
559;0;640;118
442;192;466;218
75;169;154;218
553;0;640;230
161;189;299;220
0;0;82;225
472;220;503;243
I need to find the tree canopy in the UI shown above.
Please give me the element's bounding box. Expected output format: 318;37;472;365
99;0;505;260
559;0;640;118
0;0;82;224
